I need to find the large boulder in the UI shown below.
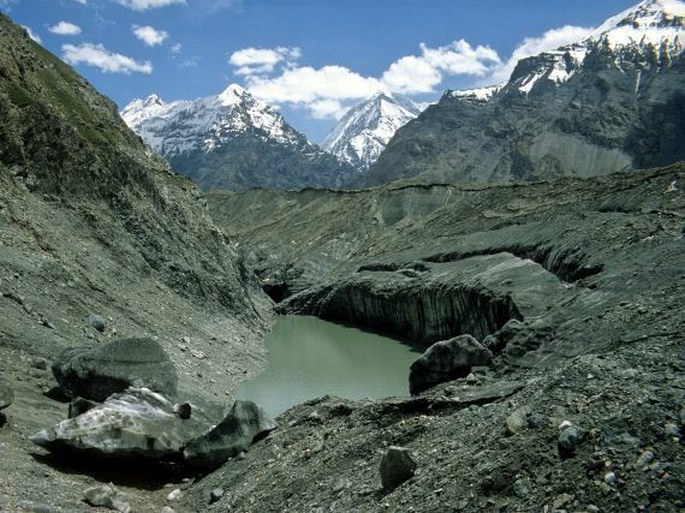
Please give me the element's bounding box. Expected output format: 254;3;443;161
184;400;277;469
409;334;492;394
31;388;213;460
51;338;178;402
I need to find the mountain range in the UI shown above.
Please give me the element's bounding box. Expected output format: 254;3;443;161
121;84;356;191
365;0;685;185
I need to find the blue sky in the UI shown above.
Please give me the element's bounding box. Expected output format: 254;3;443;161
4;0;636;142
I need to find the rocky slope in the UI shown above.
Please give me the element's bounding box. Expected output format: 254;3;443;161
0;14;271;512
322;92;422;171
204;162;684;512
122;85;357;191
366;0;685;186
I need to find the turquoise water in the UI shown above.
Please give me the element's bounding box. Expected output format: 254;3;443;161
234;315;421;418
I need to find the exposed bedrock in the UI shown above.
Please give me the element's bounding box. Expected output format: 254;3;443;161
279;252;575;347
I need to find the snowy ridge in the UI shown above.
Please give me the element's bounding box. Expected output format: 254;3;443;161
121;84;306;158
322;93;422;171
509;0;684;95
450;85;502;102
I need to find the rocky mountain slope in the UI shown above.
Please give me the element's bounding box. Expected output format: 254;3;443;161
122;85;357;191
0;14;271;511
366;0;685;186
322;92;422;171
203;162;684;512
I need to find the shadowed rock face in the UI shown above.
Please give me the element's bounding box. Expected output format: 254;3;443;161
278;252;569;347
52;338;178;402
183;400;277;469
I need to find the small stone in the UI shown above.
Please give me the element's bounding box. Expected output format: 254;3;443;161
559;420;573;430
553;493;573;509
586;505;600;513
506;405;532;435
174;402;192;420
558;426;584;455
604;471;617;484
31;358;50;370
465;373;479;384
167;488;183;501
0;382;13;410
190;349;206;359
527;412;546;429
664;423;679;436
513;478;530;498
88;314;106;332
380;446;417;491
209;488;224;504
160;507;176;513
83;484;131;513
636;450;655;467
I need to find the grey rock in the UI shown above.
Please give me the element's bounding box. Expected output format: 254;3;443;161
31;388;214;459
209;487;224;504
0;381;13;410
558;426;584;455
88;313;106;332
160;507;176;513
31;357;50;370
83;484;131;513
380;446;417;491
184;400;277;469
409;335;492;394
505;405;532;435
52;337;178;402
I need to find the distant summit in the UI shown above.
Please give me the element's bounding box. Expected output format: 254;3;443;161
322;93;423;172
122;85;356;191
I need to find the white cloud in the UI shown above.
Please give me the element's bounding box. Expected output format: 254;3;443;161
246;65;384;110
308;99;347;120
171;43;182;53
382;55;443;94
62;43;152;74
132;25;168;46
22;25;42;44
234;40;501;118
490;25;594;83
382;40;501;95
49;21;82;36
114;0;185;10
73;0;87;4
229;46;301;76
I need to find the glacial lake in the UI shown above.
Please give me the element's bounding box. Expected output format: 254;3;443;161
234;315;422;418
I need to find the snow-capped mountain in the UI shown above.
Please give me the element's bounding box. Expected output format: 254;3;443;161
508;0;684;96
366;0;685;186
322;93;422;171
121;85;356;191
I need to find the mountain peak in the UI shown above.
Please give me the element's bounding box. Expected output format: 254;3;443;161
143;94;164;107
322;93;423;171
590;0;684;46
216;83;248;107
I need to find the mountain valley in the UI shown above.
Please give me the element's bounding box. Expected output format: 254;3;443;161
0;1;684;512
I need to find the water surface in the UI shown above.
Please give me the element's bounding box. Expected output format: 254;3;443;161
234;316;421;418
